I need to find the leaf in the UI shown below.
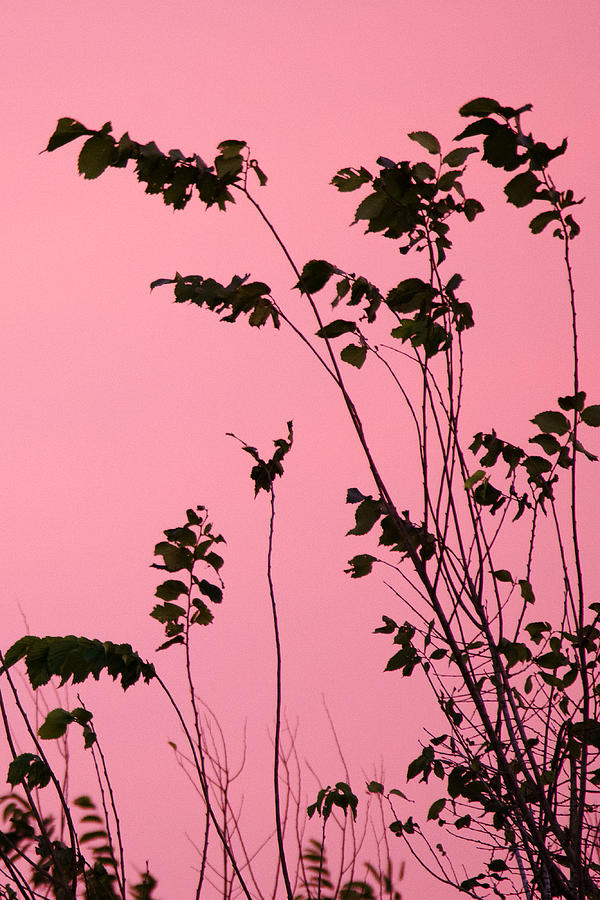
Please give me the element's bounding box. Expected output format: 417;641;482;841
504;170;540;207
331;166;372;192
581;405;600;427
149;602;185;624
458;98;502;117
525;621;551;644
7;753;52;789
427;798;446;821
3;635;155;690
497;638;531;668
340;343;367;368
155;579;188;601
46;117;95;152
442;147;478;167
38;708;74;739
366;781;384;794
408;131;441;155
571;719;600;749
536;649;569;669
529;433;561;455
296;260;341;294
347;497;382;536
78;133;116;179
346;487;368;504
154;541;192;572
197;579;223;604
191;599;214;625
518;580;536;605
531;410;570;435
464;469;485;490
492;569;512;583
573;439;598;462
558;391;586;412
529;210;560;234
316;319;357;339
462;197;485;221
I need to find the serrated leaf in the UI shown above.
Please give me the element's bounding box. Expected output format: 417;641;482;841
529;433;561;455
529;210;560;234
155;579;188;601
150;602;185;623
581;405;600;427
531;410;570;435
558;391;586;412
408;131;441;155
458;98;502;117
296;259;340;294
331;166;372;192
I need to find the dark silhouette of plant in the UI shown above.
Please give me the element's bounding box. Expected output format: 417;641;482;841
1;96;597;899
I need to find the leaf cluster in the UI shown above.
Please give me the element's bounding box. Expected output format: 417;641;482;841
45;118;265;211
1;636;155;690
151;505;225;650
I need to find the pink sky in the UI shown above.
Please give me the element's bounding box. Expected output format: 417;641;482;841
2;2;600;897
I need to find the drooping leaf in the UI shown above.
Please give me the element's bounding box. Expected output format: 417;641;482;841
7;753;52;789
518;580;536;605
191;599;214;625
464;469;485;490
2;635;155;690
197;579;223;604
347;497;382;536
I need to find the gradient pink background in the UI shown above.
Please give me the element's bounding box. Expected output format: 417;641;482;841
3;2;600;896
